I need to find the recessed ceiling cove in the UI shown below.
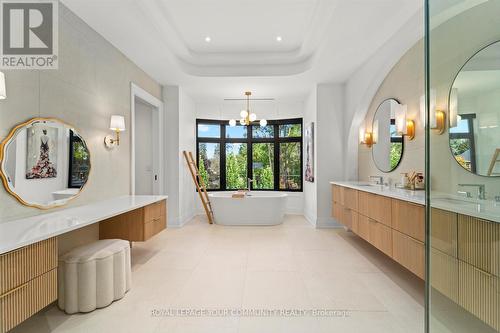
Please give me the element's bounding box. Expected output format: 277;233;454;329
139;0;337;76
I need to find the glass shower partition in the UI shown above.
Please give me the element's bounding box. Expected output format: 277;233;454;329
426;1;500;332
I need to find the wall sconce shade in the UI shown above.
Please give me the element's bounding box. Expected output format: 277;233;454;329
395;104;407;135
0;72;6;100
420;89;445;134
372;120;379;145
105;115;126;148
395;104;415;140
109;115;126;131
449;88;458;128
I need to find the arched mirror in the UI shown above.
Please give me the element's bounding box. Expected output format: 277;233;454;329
449;41;500;176
0;118;91;209
372;98;404;172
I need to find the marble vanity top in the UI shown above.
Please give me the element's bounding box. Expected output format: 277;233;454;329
330;181;425;205
0;195;168;254
331;181;500;223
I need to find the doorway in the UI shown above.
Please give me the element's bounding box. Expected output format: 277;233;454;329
130;83;164;195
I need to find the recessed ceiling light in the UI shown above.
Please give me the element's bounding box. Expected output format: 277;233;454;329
205;36;211;43
276;36;282;42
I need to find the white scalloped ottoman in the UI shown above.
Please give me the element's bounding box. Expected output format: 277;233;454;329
58;239;131;314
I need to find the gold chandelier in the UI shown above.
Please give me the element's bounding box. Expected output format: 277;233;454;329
229;92;267;127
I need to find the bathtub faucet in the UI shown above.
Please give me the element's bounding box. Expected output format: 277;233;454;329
247;178;253;193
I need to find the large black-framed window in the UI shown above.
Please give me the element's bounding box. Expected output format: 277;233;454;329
196;118;303;192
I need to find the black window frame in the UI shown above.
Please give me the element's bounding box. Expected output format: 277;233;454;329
196;118;303;192
449;113;477;173
68;130;89;189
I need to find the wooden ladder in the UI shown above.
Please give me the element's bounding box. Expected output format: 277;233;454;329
487;148;500;176
183;151;214;224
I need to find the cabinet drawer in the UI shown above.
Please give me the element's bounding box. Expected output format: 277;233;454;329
369;219;392;257
0;238;57;295
392;230;425;279
332;202;343;222
332;185;344;205
0;268;57;333
392;199;425;242
344;188;358;211
357;214;370;241
430;208;457;257
431;248;458;303
458;261;500;332
458;214;500;277
144;200;165;222
144;216;166;240
358;191;391;226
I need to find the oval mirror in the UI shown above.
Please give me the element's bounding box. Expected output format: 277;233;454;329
0;118;91;209
449;41;500;176
372;98;404;172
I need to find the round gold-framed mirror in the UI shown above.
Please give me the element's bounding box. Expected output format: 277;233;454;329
371;98;405;173
0;118;91;209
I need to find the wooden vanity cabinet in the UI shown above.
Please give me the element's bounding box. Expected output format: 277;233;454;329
100;199;167;242
331;184;423;279
0;238;58;333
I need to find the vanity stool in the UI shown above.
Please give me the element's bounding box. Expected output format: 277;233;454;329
58;239;131;314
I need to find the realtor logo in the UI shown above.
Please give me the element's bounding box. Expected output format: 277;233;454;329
0;0;58;69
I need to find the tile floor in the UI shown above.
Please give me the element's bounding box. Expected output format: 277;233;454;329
13;215;425;333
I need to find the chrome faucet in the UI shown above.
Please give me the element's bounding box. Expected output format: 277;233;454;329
458;184;486;200
369;176;383;185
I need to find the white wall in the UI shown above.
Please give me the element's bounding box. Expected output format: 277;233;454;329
164;85;197;227
303;87;317;225
316;84;345;227
344;9;423;181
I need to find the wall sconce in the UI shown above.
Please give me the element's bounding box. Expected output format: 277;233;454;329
104;115;126;148
0;71;6;100
395;104;415;140
420;90;445;134
359;128;374;148
449;88;458;128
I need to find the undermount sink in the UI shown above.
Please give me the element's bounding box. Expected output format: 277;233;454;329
432;196;500;214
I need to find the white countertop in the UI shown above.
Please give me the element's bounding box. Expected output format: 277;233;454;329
330;181;500;223
330;181;425;205
0;195;168;254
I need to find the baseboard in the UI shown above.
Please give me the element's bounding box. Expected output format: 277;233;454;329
304;212;317;227
316;217;343;229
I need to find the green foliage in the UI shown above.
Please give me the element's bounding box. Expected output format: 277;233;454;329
390;143;402;170
226;143;247;189
280;142;301;189
252;143;274;189
450;139;470;156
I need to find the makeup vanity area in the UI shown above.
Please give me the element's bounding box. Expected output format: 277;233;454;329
0;118;168;332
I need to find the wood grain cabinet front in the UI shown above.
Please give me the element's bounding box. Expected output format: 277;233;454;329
392;230;425;279
391;199;425;242
369;219;392;257
0;238;58;333
100;199;167;242
358;191;391;227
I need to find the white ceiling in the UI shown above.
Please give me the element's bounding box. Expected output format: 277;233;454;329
61;0;422;101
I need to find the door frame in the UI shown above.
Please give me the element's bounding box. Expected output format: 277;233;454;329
130;82;164;195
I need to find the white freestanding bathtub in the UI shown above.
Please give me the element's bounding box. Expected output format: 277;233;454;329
209;192;287;226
